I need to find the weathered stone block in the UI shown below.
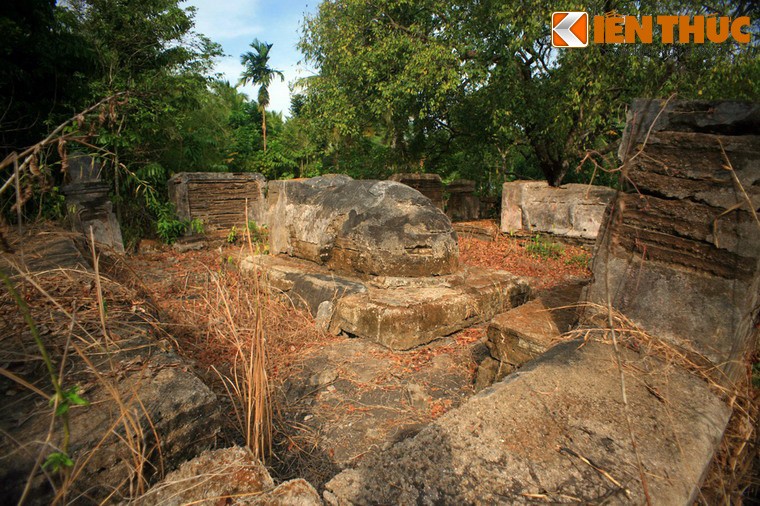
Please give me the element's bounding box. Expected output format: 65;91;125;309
585;99;760;382
486;282;585;367
135;447;322;505
330;268;531;350
168;172;267;231
323;340;730;505
266;175;458;277
243;255;531;351
501;181;615;240
446;179;480;222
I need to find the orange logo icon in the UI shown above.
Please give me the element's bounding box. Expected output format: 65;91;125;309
552;12;589;47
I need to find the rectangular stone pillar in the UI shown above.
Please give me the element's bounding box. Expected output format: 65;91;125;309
167;172;266;230
584;99;760;382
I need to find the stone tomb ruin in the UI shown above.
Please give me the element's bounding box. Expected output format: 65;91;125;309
322;100;758;504
161;99;758;504
501;180;616;241
243;174;531;350
168;171;267;230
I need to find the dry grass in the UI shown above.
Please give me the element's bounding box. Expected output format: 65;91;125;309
207;269;272;463
129;241;337;482
0;228;166;504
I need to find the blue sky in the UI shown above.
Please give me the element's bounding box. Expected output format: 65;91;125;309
184;0;319;116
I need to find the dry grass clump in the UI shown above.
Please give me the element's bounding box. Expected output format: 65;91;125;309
207;269;272;463
134;240;336;480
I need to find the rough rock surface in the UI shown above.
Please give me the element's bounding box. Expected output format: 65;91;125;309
275;337;478;476
134;446;322;505
584;99;760;382
323;340;730;505
501;181;615;240
330;267;531;350
486;281;586;367
244;254;531;350
241;255;368;317
266;175;458;277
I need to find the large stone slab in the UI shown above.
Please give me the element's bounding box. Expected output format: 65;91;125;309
585;99;760;382
243;255;531;351
331;267;531;350
242;254;368;316
266;175;458;277
0;232;222;503
501;181;615;240
323;340;730;505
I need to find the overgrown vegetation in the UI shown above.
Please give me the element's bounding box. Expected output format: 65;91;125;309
2;0;758;244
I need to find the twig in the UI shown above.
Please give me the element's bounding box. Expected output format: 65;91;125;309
89;226;109;341
558;446;628;493
717;138;759;226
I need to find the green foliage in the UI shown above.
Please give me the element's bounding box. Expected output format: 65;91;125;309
299;0;760;186
525;234;564;260
565;252;591;269
189;218;205;235
42;452;74;473
51;385;90;417
156;213;187;245
247;221;268;244
227;226;239;244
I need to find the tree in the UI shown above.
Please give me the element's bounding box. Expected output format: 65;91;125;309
239;40;284;152
299;0;759;186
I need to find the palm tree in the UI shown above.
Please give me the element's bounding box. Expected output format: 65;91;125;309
239;39;284;153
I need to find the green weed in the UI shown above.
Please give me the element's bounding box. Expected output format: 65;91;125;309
525;234;564;260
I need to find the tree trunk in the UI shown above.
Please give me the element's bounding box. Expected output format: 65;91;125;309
262;108;267;153
541;159;569;187
532;140;568;187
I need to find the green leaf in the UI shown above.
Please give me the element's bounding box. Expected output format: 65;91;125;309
42;452;74;473
64;385;90;407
